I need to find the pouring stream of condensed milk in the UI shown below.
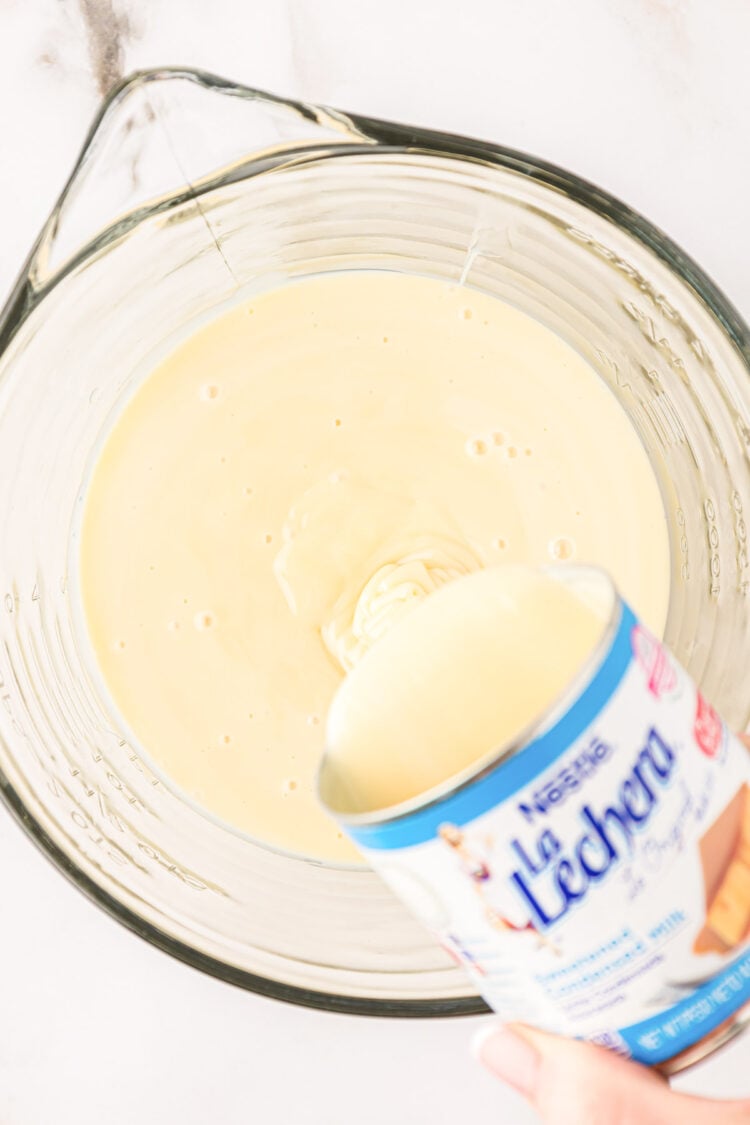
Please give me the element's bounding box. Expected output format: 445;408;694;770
320;565;609;815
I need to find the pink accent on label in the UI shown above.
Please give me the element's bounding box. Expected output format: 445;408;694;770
631;625;678;699
694;693;722;758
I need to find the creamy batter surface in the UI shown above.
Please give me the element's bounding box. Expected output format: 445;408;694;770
78;272;670;863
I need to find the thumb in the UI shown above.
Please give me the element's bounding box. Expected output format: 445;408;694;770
474;1023;750;1125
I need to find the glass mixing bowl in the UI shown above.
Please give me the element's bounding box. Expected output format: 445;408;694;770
1;68;750;1017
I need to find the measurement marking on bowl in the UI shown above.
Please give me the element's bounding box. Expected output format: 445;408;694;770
733;490;749;595
704;498;721;597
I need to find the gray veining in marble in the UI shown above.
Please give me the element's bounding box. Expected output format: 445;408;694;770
77;0;134;95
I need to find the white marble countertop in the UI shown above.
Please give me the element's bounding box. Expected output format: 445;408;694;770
1;2;750;1122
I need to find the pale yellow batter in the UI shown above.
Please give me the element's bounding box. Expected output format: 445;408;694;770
78;272;670;863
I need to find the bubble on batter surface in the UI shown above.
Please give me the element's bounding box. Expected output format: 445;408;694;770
549;536;575;561
466;437;488;457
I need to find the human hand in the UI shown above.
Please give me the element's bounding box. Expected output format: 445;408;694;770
474;1023;750;1124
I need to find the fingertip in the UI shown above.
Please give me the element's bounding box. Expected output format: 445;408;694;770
471;1022;541;1099
470;1020;503;1063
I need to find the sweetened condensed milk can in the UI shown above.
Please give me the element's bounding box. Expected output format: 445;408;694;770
320;565;750;1070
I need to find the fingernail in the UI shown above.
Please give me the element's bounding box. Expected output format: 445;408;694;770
472;1024;540;1098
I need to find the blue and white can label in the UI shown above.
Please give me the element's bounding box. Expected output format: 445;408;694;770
341;596;750;1066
